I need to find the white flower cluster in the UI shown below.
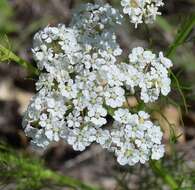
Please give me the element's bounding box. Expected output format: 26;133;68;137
121;47;172;103
71;1;122;33
112;109;164;165
121;0;164;27
23;1;172;166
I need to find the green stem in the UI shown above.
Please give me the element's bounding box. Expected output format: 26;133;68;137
0;44;39;75
149;14;195;190
42;170;100;190
165;15;195;113
166;15;195;58
150;161;178;190
0;144;100;190
170;70;188;113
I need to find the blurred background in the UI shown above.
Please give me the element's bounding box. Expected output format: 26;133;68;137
0;0;195;189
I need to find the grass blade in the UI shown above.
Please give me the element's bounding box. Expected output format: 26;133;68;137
166;15;195;58
0;143;100;190
0;44;39;75
150;160;179;190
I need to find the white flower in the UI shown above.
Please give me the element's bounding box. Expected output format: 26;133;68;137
159;52;173;68
59;79;78;99
111;129;125;147
110;109;164;165
96;129;111;148
151;144;165;160
138;111;150;121
67;126;96;151
113;108;134;124
104;86;125;108
147;125;163;144
32;24;82;72
71;1;122;33
116;143;140;166
23;1;170;166
126;47;172;103
66;109;82;128
31;129;50;149
86;105;107;127
121;0;164;28
39;113;48;127
101;64;125;87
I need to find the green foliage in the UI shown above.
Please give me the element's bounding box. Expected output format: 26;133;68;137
164;15;195;113
113;153;195;190
0;143;101;190
150;160;179;190
156;17;174;34
143;15;195;189
147;155;195;190
166;14;195;58
0;43;39;75
149;15;195;190
170;70;188;113
0;0;18;34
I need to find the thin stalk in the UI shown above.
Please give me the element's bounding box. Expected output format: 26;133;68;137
0;144;100;190
170;70;188;113
166;15;195;113
42;170;100;190
0;44;39;75
166;15;195;58
148;14;195;190
150;160;178;190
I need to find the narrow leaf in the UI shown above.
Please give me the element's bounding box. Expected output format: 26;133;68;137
0;44;39;75
166;15;195;58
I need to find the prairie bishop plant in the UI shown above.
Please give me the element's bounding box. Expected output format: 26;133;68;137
23;0;172;166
